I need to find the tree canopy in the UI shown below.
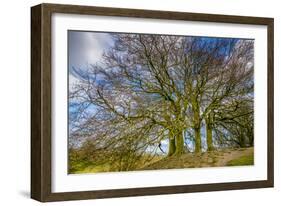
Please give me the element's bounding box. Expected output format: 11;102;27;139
69;33;254;172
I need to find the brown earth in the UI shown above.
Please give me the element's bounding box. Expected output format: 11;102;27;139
140;147;254;170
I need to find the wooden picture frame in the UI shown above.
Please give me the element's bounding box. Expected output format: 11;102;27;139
31;3;274;202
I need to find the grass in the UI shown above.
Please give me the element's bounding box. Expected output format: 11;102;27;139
226;153;254;166
69;148;254;173
73;164;111;174
69;155;164;174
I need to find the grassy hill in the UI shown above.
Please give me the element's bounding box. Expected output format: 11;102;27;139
140;147;254;171
70;147;254;174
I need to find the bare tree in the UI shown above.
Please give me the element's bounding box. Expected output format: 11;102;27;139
69;33;254;171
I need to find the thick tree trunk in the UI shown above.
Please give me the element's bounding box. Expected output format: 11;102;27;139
175;131;184;155
249;134;254;147
194;127;201;153
206;122;214;151
247;128;254;147
168;137;176;156
192;98;201;153
239;135;246;148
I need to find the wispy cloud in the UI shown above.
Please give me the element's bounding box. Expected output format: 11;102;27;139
68;31;113;87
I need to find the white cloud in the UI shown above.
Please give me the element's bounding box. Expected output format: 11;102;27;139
69;31;112;69
68;31;113;90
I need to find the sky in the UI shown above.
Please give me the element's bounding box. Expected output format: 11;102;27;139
68;31;113;87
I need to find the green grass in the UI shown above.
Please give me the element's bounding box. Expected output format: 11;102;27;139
226;154;254;166
70;149;254;173
69;160;111;174
73;164;111;174
69;155;164;174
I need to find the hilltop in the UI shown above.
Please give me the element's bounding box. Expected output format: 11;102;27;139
140;147;254;170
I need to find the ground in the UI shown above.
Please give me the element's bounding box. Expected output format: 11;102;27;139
140;147;254;170
70;147;254;173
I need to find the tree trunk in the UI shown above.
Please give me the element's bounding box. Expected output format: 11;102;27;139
192;98;201;153
248;128;254;147
175;131;184;155
206;122;214;151
168;137;176;156
239;135;246;148
194;127;201;153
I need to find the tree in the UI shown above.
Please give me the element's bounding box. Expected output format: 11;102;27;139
201;40;254;150
69;33;254;171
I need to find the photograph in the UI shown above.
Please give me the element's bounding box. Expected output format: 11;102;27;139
68;31;254;174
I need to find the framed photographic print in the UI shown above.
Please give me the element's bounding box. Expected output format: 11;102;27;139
31;3;274;202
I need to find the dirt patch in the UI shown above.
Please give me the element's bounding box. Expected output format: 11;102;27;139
140;147;254;171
